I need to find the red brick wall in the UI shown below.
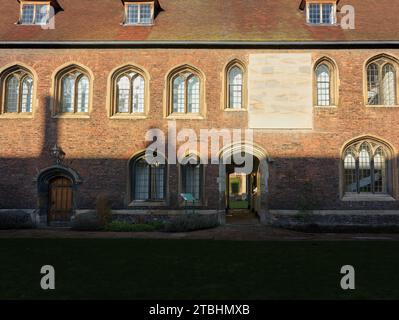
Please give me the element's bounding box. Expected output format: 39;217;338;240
0;48;399;210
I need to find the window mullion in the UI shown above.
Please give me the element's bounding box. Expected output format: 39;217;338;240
33;4;36;24
17;80;22;113
371;158;375;194
319;4;323;24
74;77;78;113
356;159;360;194
130;78;133;114
379;66;384;105
185;78;188;113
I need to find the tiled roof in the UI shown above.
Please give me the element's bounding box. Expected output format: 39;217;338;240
0;0;398;42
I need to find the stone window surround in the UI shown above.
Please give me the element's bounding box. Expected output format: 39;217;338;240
108;64;150;119
313;56;339;108
223;59;248;111
0;63;37;118
339;136;397;201
51;63;94;118
364;54;399;108
165;64;206;119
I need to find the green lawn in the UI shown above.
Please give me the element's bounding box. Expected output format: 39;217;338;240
1;239;399;299
229;200;249;209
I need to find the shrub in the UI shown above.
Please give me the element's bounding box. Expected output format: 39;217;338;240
96;193;112;226
71;212;102;231
105;220;164;232
0;210;34;229
164;214;219;233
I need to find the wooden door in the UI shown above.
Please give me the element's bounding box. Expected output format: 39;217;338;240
48;177;73;223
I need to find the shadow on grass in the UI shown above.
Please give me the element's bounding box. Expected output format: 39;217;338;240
0;239;398;299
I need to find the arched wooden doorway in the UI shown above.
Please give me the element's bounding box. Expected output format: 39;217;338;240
36;165;81;226
48;177;73;223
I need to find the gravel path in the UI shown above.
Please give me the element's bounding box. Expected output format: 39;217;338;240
1;224;399;241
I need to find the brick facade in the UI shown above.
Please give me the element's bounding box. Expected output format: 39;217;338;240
1;48;399;219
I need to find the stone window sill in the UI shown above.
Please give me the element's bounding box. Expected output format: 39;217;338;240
178;200;205;208
128;201;167;207
0;113;33;119
342;194;396;202
224;108;247;112
166;114;204;120
110;114;147;120
365;105;399;108
53;114;90;119
314;105;337;108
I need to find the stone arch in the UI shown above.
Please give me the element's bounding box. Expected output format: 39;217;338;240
218;142;269;224
35;165;82;225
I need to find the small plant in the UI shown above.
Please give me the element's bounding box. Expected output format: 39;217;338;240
164;214;219;233
96;193;112;226
105;220;165;232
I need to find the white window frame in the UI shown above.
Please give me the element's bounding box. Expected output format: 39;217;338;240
124;2;155;26
19;1;50;25
306;2;337;25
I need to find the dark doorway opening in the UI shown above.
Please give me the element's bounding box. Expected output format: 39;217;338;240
226;155;260;222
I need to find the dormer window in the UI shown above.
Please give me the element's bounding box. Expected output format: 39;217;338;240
305;2;336;25
125;2;154;25
20;2;50;25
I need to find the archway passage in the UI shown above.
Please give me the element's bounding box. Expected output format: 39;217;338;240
226;155;260;222
226;155;260;211
48;177;73;224
218;143;269;224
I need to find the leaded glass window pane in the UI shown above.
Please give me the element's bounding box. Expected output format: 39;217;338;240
322;4;334;24
344;152;357;193
133;156;166;201
187;76;200;113
5;76;19;113
308;4;320;24
132;75;145;113
152;165;165;200
140;4;152;24
77;76;89;113
359;144;372;193
35;5;48;25
383;64;396;105
21;76;33;113
367;63;380;105
117;76;130;113
21;5;34;24
374;148;386;193
316;64;330;106
134;159;149;200
173;75;185;113
228;66;243;109
343;140;390;195
126;4;139;24
183;164;201;200
61;75;75;112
